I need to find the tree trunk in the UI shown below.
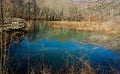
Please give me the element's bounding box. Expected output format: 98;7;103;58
0;0;4;74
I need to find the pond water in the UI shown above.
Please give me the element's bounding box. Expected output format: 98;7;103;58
9;21;120;74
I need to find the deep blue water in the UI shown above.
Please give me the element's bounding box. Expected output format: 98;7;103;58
9;37;120;74
8;22;120;74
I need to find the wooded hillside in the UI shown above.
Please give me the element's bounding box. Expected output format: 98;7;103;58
0;0;120;21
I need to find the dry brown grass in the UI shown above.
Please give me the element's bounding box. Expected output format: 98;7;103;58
48;21;120;35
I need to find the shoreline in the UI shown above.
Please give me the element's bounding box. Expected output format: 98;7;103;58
47;21;120;35
47;21;120;50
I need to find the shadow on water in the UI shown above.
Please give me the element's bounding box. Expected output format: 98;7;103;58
8;21;120;74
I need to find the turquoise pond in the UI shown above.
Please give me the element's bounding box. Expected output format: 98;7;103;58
9;22;120;74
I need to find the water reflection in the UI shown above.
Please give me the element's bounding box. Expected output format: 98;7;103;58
9;38;120;74
29;21;91;42
8;21;120;74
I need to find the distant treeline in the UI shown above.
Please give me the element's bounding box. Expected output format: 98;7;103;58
0;0;83;21
0;0;120;21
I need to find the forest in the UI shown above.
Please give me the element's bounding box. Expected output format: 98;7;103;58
0;0;120;21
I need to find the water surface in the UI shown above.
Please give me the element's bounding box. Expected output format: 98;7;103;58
9;21;120;74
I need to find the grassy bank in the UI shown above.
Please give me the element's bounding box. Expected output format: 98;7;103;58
48;21;120;35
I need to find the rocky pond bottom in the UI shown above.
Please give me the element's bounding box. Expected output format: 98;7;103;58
9;37;120;74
